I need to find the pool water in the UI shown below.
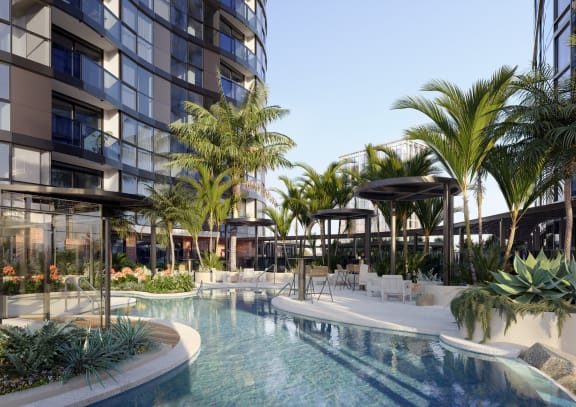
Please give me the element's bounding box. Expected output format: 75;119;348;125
92;289;576;406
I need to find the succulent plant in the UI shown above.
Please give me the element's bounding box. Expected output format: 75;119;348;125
488;250;568;304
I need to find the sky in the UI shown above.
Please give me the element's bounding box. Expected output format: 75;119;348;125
264;1;535;221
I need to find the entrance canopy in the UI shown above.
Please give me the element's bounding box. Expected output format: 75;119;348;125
356;176;460;284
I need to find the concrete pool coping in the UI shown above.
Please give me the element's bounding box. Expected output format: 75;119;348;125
0;284;573;405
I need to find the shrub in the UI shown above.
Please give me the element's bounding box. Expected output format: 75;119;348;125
143;272;194;293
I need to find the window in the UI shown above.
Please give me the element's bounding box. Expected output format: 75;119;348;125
52;96;102;152
13;146;50;184
121;56;153;116
52;164;101;189
0;101;9;131
121;0;153;62
0;22;9;52
0;142;8;178
122;173;137;194
555;25;570;73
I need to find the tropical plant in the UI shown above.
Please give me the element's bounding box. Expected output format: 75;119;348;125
297;161;346;264
111;317;156;356
361;144;436;276
180;166;236;255
170;80;295;271
412;197;444;255
59;329;127;388
483;144;558;264
141;183;190;274
393;65;517;282
502;66;576;258
488;250;567;303
143;272;194;293
263;205;294;270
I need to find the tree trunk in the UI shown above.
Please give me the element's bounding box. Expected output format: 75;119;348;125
477;175;483;246
168;222;175;273
424;233;430;255
503;209;519;269
462;187;478;283
230;184;241;271
564;173;573;258
194;235;203;269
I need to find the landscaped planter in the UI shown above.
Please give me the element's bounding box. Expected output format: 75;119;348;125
463;310;576;355
421;284;467;306
194;271;212;284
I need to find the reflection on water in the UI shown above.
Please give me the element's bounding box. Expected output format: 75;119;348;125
92;289;575;407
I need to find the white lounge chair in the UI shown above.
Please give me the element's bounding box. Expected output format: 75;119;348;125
358;264;369;291
381;275;412;303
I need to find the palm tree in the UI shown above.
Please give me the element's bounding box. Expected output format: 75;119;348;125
141;183;189;273
392;65;517;282
178;198;208;269
361;144;436;275
180;166;236;255
274;175;311;257
263;206;294;270
297;161;346;264
503;67;576;257
413;198;444;256
483;144;558;265
170;80;295;271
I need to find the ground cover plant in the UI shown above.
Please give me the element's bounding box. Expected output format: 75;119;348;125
0;317;157;394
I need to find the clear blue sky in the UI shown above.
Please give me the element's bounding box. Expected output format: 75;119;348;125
265;1;534;220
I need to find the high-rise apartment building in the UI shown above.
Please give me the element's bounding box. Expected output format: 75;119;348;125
0;0;268;264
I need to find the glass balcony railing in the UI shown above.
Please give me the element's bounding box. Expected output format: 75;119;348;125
52;48;122;107
52;114;121;159
221;77;248;106
219;32;256;72
220;0;259;40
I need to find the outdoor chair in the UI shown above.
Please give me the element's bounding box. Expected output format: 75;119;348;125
305;265;333;302
358;264;369;291
366;273;381;297
381;275;412;303
334;264;349;289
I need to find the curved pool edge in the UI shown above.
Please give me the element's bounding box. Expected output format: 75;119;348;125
0;317;201;407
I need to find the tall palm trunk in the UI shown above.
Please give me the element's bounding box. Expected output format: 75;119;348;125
462;186;477;283
229;184;241;271
503;207;519;267
564;171;574;258
477;174;483;245
402;215;409;276
167;221;175;273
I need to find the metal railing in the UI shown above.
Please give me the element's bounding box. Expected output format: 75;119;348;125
64;275;102;313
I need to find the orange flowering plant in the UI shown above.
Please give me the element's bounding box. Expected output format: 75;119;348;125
2;265;15;276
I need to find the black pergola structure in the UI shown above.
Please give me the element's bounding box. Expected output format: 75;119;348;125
310;208;376;271
356;176;460;284
224;216;276;277
0;185;147;329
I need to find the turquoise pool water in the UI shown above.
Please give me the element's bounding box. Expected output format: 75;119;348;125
93;289;576;406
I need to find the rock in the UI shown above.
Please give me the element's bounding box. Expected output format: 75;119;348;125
519;343;575;380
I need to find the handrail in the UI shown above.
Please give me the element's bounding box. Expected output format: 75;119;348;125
195;280;204;296
64;275;101;313
274;280;293;297
254;270;267;291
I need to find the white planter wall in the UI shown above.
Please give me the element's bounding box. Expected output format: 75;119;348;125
464;311;576;355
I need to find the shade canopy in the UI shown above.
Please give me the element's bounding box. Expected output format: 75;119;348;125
355;176;460;284
224;216;275;227
356;176;460;202
310;208;376;221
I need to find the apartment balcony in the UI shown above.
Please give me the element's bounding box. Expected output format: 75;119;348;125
221;77;248;106
52;49;121;107
52;114;120;161
219;32;257;73
220;0;261;41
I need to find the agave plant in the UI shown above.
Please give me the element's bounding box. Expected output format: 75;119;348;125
488;250;568;304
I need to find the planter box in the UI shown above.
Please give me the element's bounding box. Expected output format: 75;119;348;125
464;310;576;355
421;284;466;307
194;271;212;284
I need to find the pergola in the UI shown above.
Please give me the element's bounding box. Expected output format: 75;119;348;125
356;176;460;284
224;216;276;275
310;208;376;272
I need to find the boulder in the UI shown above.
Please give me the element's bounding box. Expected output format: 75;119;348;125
519;343;575;380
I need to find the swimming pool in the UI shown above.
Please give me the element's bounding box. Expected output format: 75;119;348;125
92;288;576;406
